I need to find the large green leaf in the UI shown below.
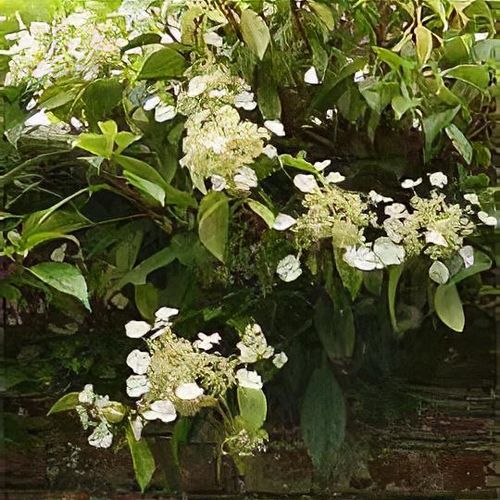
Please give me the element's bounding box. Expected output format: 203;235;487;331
240;9;270;60
415;25;433;65
137;47;186;79
334;248;363;300
422;106;460;160
449;249;492;284
434;283;465;332
126;424;156;493
247;199;275;228
301;365;346;473
197;192;229;263
442;64;490;90
47;392;80;415
28;262;91;310
82;79;123;125
237;386;267;432
445;124;473;164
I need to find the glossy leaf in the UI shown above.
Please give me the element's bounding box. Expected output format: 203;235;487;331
445;124;473;164
198;192;229;263
47;392;80;415
434;283;465;332
237;386;267;432
240;9;270;60
137;47;186;79
126;424;156;493
247;199;275;228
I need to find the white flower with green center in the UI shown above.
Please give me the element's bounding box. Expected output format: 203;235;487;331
276;254;302;282
429;261;449;284
293;174;318;193
272;352;288;369
88;422;113;449
236;368;263;389
126;350;151;375
477;211;496;227
193;332;221;351
175;382;204;400
428;172;448;189
125;320;151;338
459;245;474;269
234;166;258;191
373;237;405;266
126;375;150;398
273;213;296;231
142;400;177;423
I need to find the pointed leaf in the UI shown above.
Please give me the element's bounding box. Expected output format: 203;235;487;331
240;9;270;60
47;392;80;415
137;47;186;79
126;424;156;493
198;192;229;263
237;387;267;432
434;283;465;332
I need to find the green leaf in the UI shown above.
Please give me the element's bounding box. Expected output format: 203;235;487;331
28;263;90;310
257;64;281;120
198;192;229;263
388;265;403;335
434;283;465;332
422;106;460;160
372;47;415;71
415;25;433;65
137;47;186;79
0;282;21;301
449;249;491;284
391;95;421;120
171;418;192;466
279;154;317;173
82;79;123;125
442;64;490;90
309;0;334;30
334;248;363;300
134;283;159;321
445;124;473;164
247;199;275;228
301;365;346;474
240;9;270;60
237;386;267;432
47;392;80;415
124;171;166;206
126;424;156;493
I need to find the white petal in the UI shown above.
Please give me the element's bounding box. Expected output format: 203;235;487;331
175;382;204;400
126;349;151;375
154;104;176;122
429;261;449;284
458;246;474;269
368;190;393;204
425;230;448;247
187;76;207;97
25;110;51;127
313;159;331;171
264;120;285;136
293;174;318;193
236;368;263;390
130;417;144;440
88;422;113;449
325;172;345;184
384;203;409;219
276;254;302;282
78;384;94;404
304;66;320;84
401;177;422;189
234;91;257;110
373;237;405;266
263;144;278;159
273;213;296;231
272;352;288;369
143;399;177;423
125;320;151;338
463;193;479;205
126;375;150;398
144;95;161;111
211;175;227;192
234;167;258;191
204;31;223;47
155;307;179;322
428;172;448;189
477;211;497;227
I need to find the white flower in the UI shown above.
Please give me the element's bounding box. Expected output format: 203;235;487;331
458;246;474;269
353;70;365;83
236;368;263;390
463;193;479;205
50;243;67;262
383;217;404;243
369;190;393;204
477;211;497;227
272;352;288;369
237;342;258;363
187;76;207;97
234;166;258;191
155;104;176;122
78;384;95;404
373;237;405;266
273;213;296;231
264;120;285;136
429;261;449;284
428;172;448;189
130;416;144;440
70;117;84;130
126;375;150;398
88;422;113;449
155;307;179;323
401;178;422;189
209;135;228;154
25;109;51;127
425;230;448;247
234;91;257;111
211;175;227;191
144;95;161;111
263;144;278;159
384;203;409;219
204;31;223;47
293;174;318;193
126;350;151;375
193;332;221;351
304;66;320;84
125;320;151;338
175;382;204;400
474;32;488;41
143;399;177;423
325;172;345;183
314;159;331;171
343;246;383;271
276;254;302;282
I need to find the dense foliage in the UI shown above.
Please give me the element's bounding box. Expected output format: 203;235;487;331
1;0;497;491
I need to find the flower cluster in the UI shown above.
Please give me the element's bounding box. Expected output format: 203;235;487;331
75;384;126;449
178;66;270;192
122;306;286;450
